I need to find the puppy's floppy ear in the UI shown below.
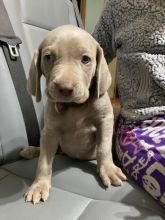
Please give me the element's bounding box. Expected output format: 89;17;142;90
95;45;111;98
27;49;42;102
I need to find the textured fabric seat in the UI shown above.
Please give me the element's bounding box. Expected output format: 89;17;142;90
0;0;164;219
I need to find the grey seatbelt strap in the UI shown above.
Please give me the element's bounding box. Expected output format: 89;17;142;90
0;0;40;146
72;0;84;28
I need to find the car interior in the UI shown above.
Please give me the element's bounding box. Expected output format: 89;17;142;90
0;0;164;219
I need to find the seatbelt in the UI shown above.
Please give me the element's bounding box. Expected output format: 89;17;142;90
0;0;40;146
72;0;84;29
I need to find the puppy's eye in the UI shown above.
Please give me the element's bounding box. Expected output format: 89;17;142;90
81;55;91;64
44;53;54;62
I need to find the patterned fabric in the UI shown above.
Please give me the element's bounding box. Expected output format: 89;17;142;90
116;115;165;207
92;0;165;121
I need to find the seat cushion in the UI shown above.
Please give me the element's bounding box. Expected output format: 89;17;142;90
1;155;164;219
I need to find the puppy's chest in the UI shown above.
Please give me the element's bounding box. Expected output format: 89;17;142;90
58;108;97;159
60;107;94;133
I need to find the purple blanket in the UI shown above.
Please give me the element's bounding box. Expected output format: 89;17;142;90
117;115;165;208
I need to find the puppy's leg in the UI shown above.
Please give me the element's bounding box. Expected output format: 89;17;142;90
96;116;127;187
25;129;58;204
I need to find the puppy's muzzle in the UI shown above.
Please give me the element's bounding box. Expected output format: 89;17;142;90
53;81;74;97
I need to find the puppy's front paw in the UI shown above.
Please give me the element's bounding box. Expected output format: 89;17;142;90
24;181;50;204
98;163;127;187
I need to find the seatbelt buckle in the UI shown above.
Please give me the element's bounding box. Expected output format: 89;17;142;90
8;44;19;57
0;35;22;58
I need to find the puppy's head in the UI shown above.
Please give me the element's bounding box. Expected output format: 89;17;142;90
27;25;111;103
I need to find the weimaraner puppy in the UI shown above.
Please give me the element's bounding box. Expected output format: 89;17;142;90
23;25;126;204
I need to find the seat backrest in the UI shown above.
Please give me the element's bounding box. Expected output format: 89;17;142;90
0;0;78;165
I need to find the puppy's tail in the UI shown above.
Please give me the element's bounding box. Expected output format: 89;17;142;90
20;146;40;159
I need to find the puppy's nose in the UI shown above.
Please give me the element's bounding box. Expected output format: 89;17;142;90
55;82;73;97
